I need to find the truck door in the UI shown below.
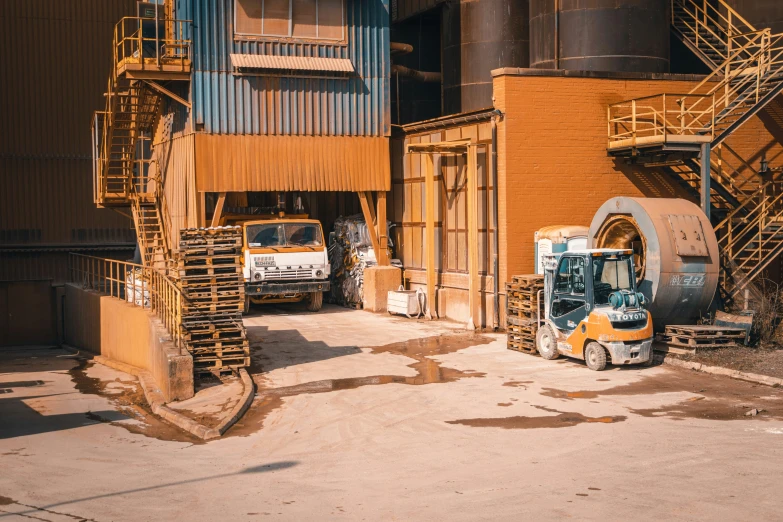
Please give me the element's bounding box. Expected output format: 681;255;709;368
550;256;589;333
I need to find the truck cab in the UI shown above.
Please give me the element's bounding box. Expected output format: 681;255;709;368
240;217;330;313
537;249;653;370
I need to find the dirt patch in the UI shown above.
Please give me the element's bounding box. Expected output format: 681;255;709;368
541;367;783;422
503;381;533;388
446;406;626;430
0;495;14;506
672;346;783;380
68;359;200;444
231;334;492;436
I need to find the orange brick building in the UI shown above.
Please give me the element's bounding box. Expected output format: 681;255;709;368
391;69;783;327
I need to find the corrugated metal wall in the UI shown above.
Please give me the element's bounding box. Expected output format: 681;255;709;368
180;0;391;137
154;134;198;253
0;0;137;282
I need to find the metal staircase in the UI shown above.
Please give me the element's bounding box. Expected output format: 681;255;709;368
607;0;783;301
91;15;190;271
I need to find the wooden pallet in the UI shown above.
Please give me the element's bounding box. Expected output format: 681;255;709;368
505;275;543;356
178;227;250;374
177;254;242;267
662;325;746;351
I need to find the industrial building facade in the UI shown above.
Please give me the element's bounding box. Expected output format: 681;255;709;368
4;0;783;348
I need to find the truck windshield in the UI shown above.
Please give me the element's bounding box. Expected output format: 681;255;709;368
247;223;323;248
593;256;634;305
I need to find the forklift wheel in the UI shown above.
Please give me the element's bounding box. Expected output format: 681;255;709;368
536;325;560;360
584;342;608;371
243;294;251;315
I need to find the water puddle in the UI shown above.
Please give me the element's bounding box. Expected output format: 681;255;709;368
541;370;783;422
446;405;626;430
68;359;200;443
230;334;492;436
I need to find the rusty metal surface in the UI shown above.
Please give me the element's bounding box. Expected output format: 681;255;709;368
230;53;356;72
154;134;197;253
0;0;138;283
194;134;390;192
589;197;720;330
442;0;529;114
0;0;137;158
0;281;58;347
178;0;390;136
724;1;783;35
0;157;135;246
530;0;670;73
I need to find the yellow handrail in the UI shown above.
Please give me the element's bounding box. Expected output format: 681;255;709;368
68;253;183;350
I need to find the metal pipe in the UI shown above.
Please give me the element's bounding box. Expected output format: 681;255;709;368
391;64;442;83
491;110;502;330
155;2;160;67
554;0;560;69
390;42;414;55
701;142;712;220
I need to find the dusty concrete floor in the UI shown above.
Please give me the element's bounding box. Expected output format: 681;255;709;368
2;304;783;521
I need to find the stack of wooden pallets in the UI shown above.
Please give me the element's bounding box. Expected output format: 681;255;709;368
177;227;250;375
661;324;747;355
505;275;545;354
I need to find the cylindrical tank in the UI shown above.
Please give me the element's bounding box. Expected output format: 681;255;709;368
588;198;719;329
723;1;783;35
442;0;530;115
534;225;588;274
530;0;670;73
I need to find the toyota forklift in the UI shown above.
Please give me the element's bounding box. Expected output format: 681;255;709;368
535;249;654;371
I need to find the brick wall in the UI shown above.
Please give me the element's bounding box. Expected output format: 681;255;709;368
493;71;783;287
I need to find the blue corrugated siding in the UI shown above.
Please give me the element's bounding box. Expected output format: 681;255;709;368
179;0;390;137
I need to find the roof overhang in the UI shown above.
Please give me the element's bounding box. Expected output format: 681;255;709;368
230;53;355;77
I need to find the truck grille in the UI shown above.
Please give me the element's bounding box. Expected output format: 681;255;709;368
264;269;312;280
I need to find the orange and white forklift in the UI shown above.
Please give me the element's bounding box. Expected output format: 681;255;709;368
536;249;654;370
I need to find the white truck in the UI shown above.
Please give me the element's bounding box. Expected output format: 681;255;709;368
240;217;330;313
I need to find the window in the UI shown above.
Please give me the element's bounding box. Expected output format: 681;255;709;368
593;256;634;305
247;223;323;248
236;0;345;40
554;257;585;295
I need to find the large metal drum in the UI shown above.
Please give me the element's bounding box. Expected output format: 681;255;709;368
723;1;783;35
530;0;670;72
442;0;530;114
588;197;719;329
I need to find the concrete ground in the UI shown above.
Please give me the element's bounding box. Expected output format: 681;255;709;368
2;304;783;521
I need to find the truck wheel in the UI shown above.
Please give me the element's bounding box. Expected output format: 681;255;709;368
306;291;323;312
536;325;560;360
585;342;608;371
243;294;251;315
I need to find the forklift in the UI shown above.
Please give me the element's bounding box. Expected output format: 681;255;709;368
536;249;654;371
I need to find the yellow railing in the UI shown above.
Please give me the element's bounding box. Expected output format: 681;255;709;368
113;17;191;75
608;93;715;146
672;0;758;65
68;253;182;349
608;31;783;148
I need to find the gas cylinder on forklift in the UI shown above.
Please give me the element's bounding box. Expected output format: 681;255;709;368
535;249;654;370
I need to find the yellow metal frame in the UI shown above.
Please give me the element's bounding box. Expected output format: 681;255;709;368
68;253;183;351
405;140;483;330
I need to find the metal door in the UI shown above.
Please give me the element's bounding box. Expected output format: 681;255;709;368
550;256;589;333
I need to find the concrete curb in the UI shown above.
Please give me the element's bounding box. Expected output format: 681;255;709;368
663;356;783;388
89;354;220;440
216;368;255;435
